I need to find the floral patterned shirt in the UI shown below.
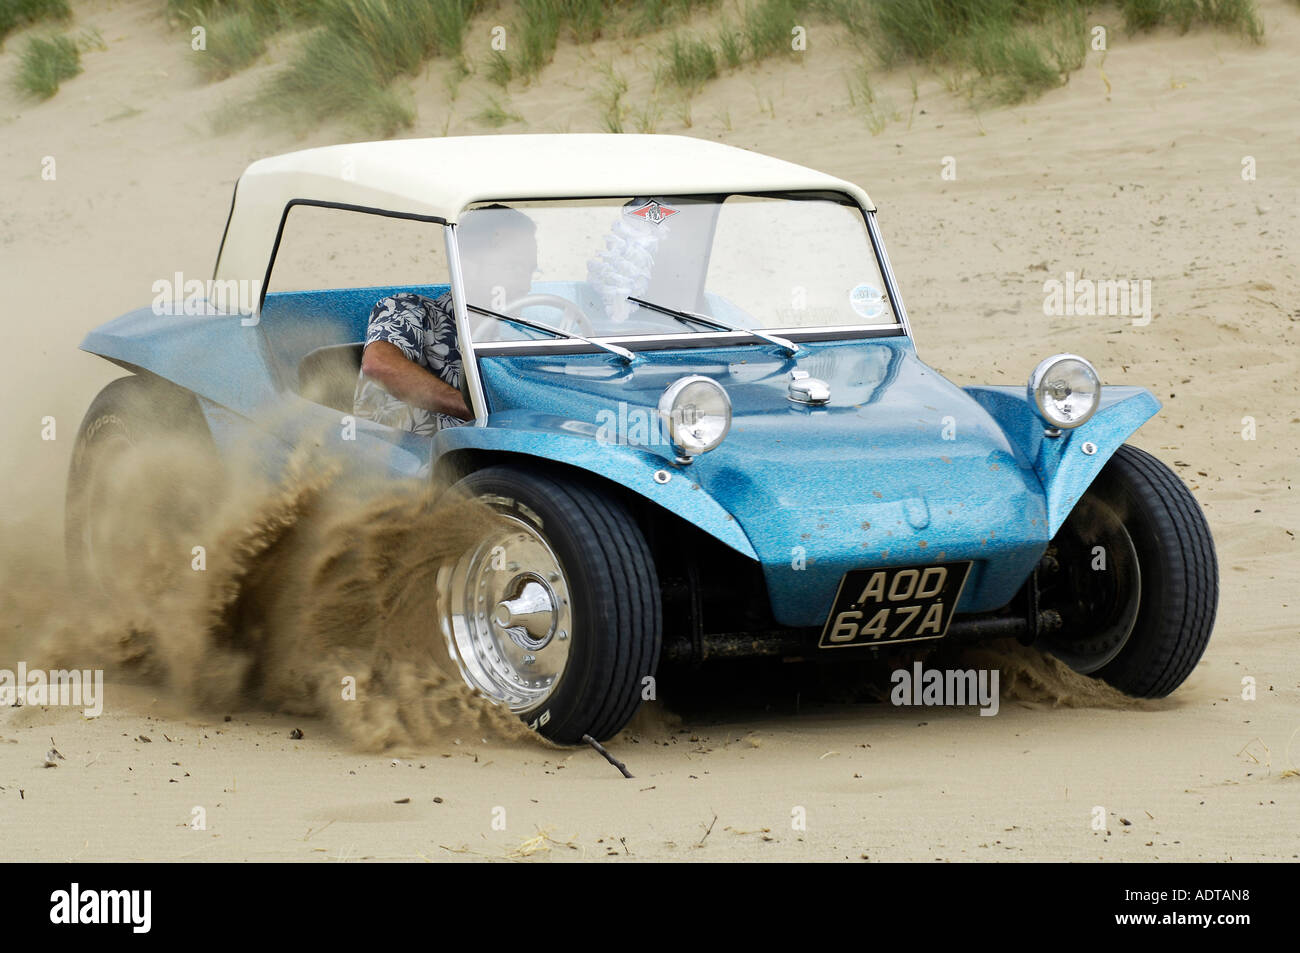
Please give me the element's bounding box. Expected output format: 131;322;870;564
353;292;464;436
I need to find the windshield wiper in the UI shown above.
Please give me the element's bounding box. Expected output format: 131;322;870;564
467;303;636;363
627;296;799;356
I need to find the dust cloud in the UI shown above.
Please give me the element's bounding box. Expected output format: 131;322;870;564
1;434;538;751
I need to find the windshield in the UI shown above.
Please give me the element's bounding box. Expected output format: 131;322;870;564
455;194;900;346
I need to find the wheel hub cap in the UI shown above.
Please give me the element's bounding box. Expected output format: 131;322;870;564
493;573;558;651
438;515;572;711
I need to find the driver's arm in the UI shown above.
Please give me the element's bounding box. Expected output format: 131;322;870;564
361;341;471;420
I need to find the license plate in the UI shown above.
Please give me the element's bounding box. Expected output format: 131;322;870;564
818;561;972;649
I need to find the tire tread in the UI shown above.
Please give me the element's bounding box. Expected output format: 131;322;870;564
1096;445;1218;696
455;465;660;743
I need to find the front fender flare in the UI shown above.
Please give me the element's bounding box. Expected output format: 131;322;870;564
431;417;760;561
964;385;1162;537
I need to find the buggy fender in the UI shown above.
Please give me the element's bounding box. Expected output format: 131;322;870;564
80;306;279;418
431;414;760;561
963;385;1161;537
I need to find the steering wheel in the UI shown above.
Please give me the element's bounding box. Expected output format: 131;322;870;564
472;293;595;340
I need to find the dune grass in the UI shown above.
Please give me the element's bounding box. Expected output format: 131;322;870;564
473;93;522;126
846;61;902;134
180;0;476;87
644;0;806;106
164;0;322;29
0;0;70;46
247;0;478;134
621;0;720;36
171;0;320;83
424;0;480;57
513;0;563;83
200;0;1265;134
13;30;80;99
255;28;411;135
660;33;718;90
593;63;628;132
486;49;512;87
566;0;609;43
496;0;722;85
716;21;744;67
821;0;1258;105
964;4;1089;104
1119;0;1263;40
742;0;806;59
194;11;266;80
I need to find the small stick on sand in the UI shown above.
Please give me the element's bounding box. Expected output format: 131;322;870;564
697;813;717;848
582;734;633;779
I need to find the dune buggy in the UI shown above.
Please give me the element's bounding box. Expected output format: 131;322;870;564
68;135;1218;742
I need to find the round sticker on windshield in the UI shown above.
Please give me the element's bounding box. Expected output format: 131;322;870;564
849;283;886;319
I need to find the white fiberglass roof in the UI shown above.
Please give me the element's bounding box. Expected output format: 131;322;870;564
213;134;874;283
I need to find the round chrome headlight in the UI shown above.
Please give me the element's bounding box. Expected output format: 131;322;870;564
1028;354;1101;429
658;376;731;461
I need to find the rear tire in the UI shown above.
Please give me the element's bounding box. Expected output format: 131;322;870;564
65;375;217;593
439;465;661;744
1042;444;1218;696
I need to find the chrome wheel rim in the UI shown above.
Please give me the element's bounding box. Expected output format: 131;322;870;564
438;513;572;710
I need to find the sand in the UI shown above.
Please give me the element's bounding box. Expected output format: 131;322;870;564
0;0;1296;861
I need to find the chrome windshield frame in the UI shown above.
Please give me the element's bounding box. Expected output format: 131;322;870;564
863;209;913;339
444;223;489;426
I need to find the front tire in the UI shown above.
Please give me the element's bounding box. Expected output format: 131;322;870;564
1041;444;1218;696
438;465;661;744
